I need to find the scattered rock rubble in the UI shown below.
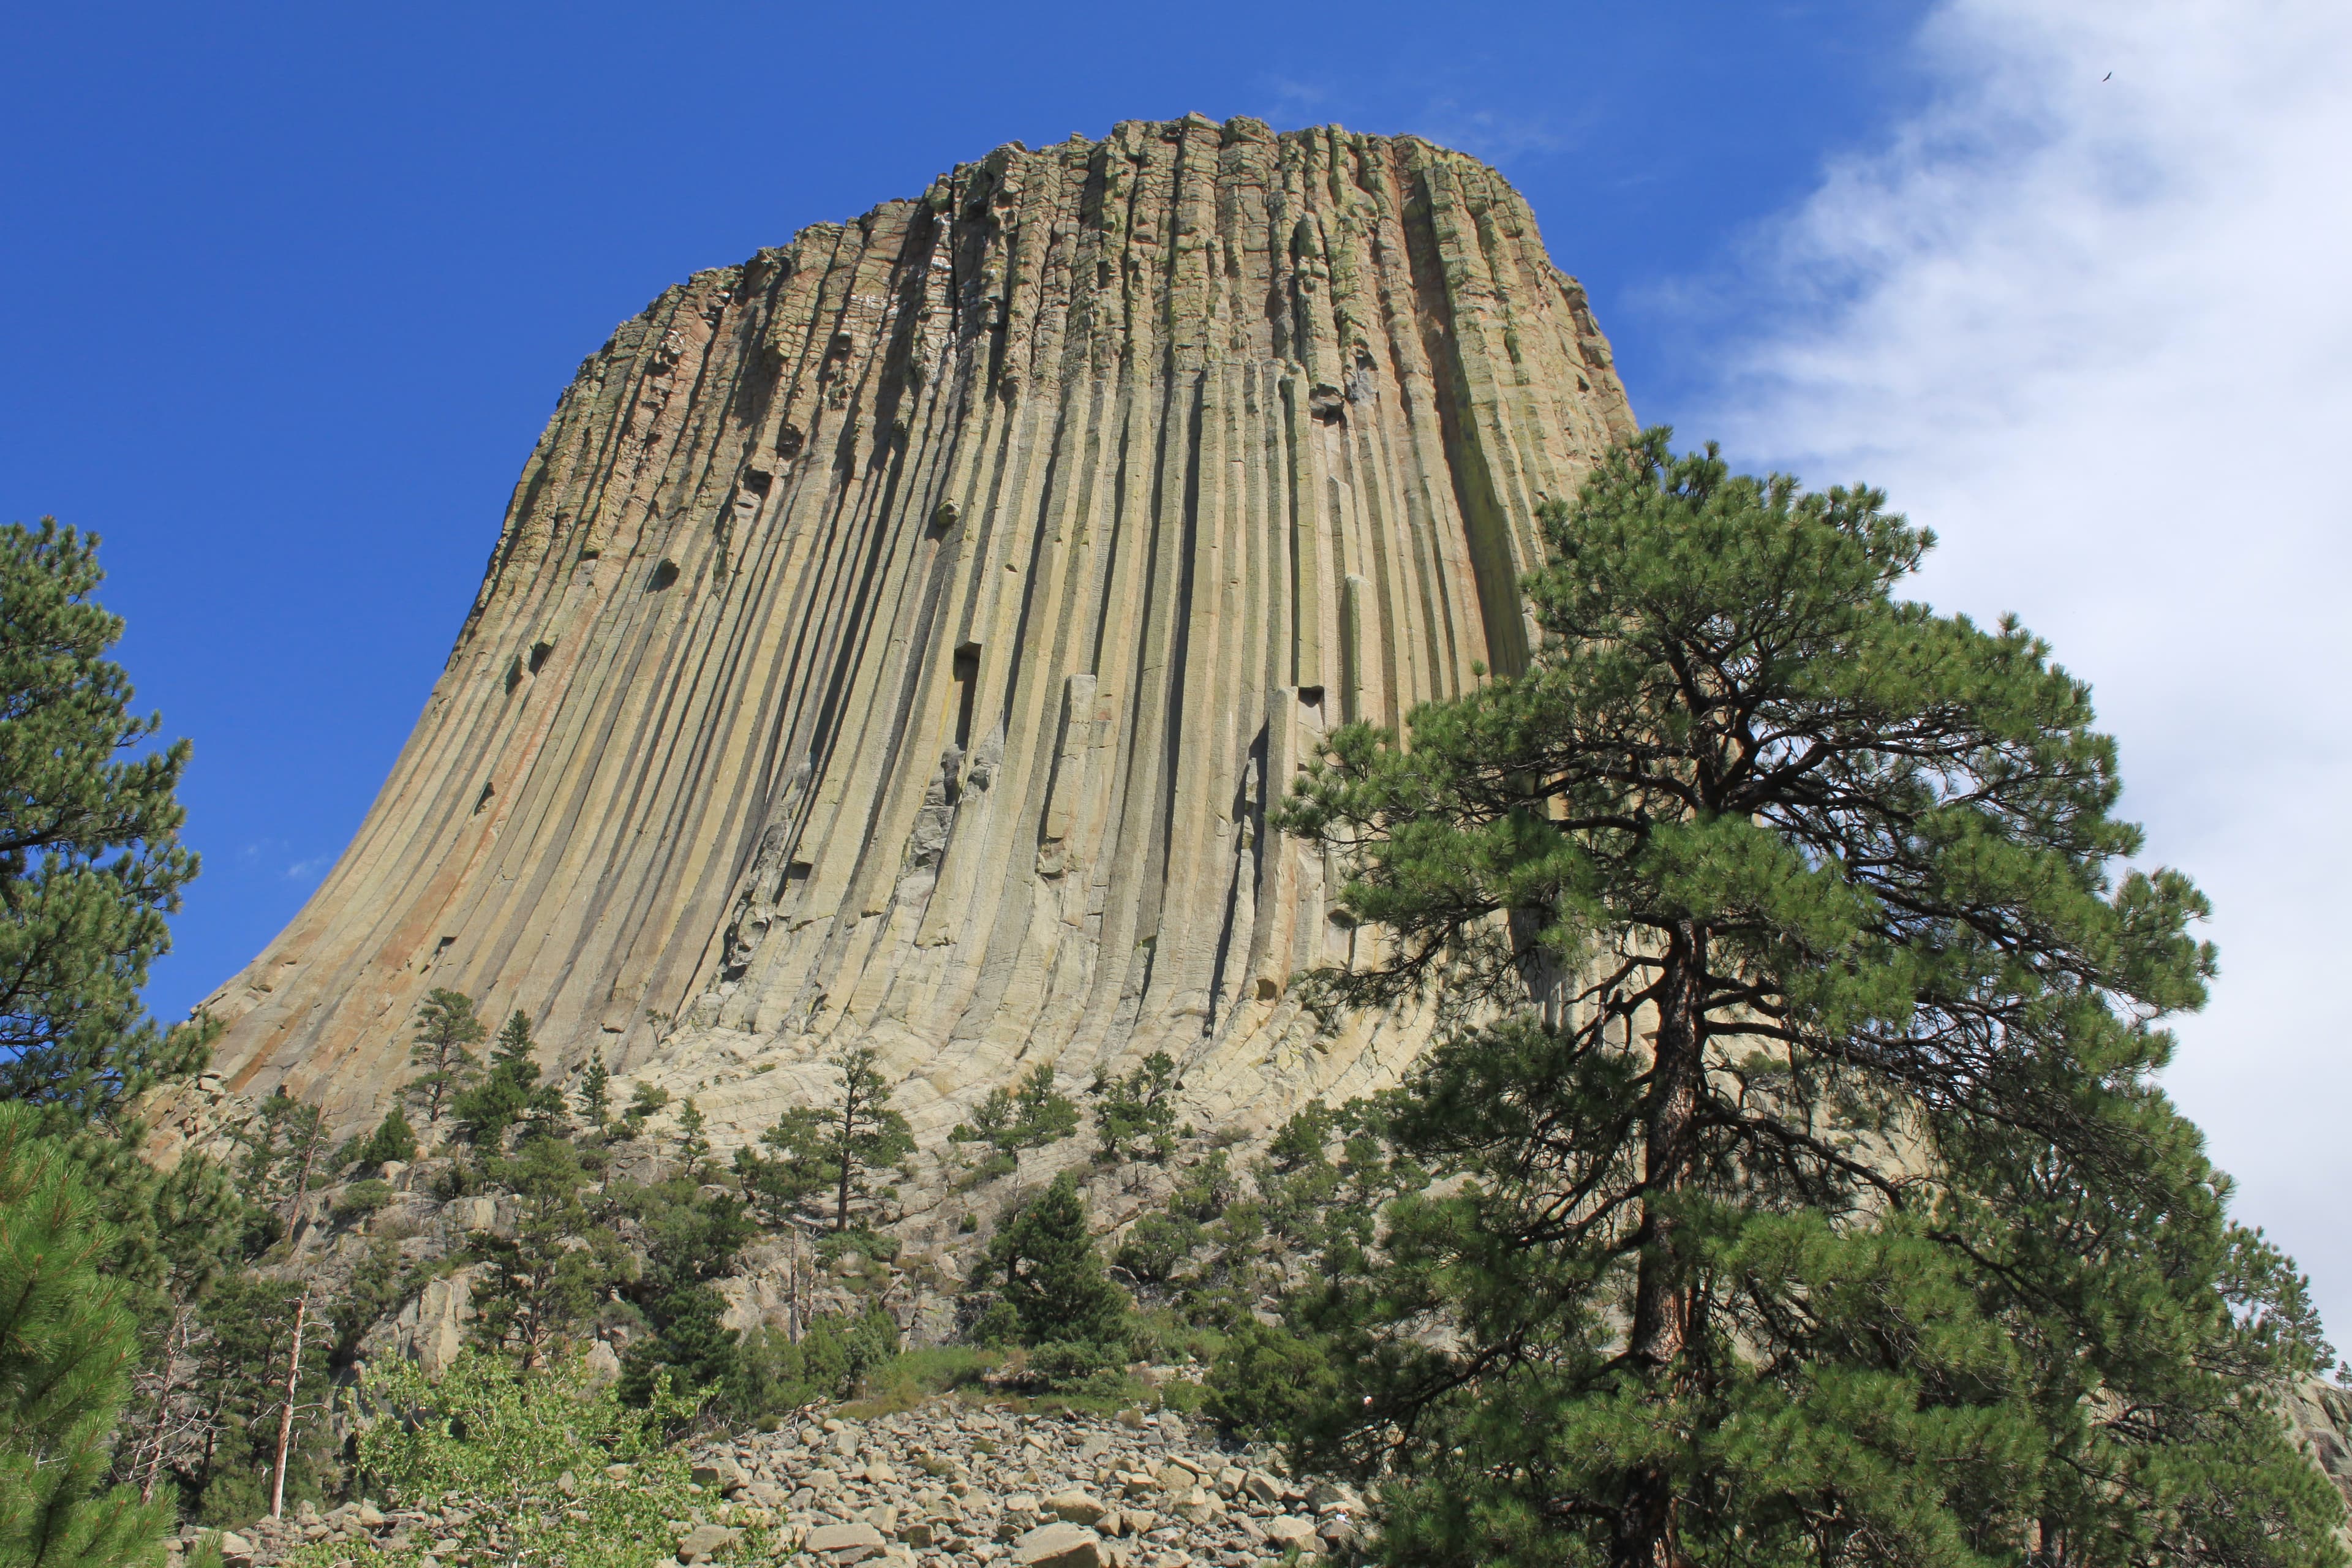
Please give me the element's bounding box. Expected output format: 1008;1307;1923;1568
184;1398;1366;1568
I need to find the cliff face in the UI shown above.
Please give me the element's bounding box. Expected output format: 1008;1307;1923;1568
192;115;1634;1147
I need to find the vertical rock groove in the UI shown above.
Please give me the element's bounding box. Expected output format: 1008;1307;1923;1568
195;116;1634;1143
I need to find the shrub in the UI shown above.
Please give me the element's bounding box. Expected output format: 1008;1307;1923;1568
1090;1052;1180;1164
816;1227;900;1267
1203;1322;1338;1445
331;1178;393;1226
1114;1213;1202;1284
299;1351;709;1568
977;1173;1130;1350
353;1105;418;1167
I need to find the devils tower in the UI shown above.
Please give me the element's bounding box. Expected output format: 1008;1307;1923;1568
190;115;1634;1150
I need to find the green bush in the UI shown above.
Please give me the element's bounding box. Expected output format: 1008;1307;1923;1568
978;1172;1130;1348
1027;1339;1119;1385
952;1149;1018;1193
747;1303;907;1413
353;1106;418;1167
1089;1052;1180;1164
1114;1213;1202;1284
428;1157;480;1200
1203;1322;1338;1444
331;1178;394;1226
297;1351;711;1568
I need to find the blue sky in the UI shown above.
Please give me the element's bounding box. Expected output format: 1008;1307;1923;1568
7;1;2350;1327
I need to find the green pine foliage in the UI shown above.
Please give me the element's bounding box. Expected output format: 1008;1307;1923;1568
1271;431;2346;1568
613;1177;753;1411
350;1107;416;1169
575;1058;611;1133
0;521;213;1125
671;1098;710;1183
179;1275;336;1525
0;1103;169;1568
731;1306;904;1415
404;990;486;1129
971;1173;1131;1386
236;1092;331;1232
1203;1322;1339;1446
467;1138;624;1371
618;1082;668;1139
734;1048;912;1233
449;1009;563;1150
951;1065;1081;1155
1088;1052;1180;1164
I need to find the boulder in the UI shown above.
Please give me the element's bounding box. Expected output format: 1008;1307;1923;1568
1044;1490;1109;1526
1012;1521;1105;1568
674;1524;739;1564
1262;1517;1317;1550
804;1521;887;1563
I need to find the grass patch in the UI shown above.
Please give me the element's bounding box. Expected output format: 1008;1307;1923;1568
836;1346;1000;1419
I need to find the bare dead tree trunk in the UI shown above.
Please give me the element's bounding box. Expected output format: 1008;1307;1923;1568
270;1287;310;1520
140;1303;190;1504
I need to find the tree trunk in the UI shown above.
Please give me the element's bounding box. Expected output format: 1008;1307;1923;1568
1612;921;1706;1568
834;1095;855;1232
286;1136;318;1231
140;1304;190;1504
270;1287;310;1520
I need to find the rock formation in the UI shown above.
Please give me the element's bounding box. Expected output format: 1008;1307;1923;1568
190;115;1635;1150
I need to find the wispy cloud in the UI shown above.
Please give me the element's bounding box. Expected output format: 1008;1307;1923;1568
1688;1;2352;1321
1402;99;1574;162
283;856;329;883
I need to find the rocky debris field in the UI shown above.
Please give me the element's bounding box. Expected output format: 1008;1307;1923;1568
685;1398;1366;1568
192;1398;1365;1568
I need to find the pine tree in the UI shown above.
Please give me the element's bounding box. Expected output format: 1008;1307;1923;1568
977;1172;1129;1353
1273;431;2345;1568
576;1058;611;1134
450;1010;562;1149
951;1065;1080;1155
0;1103;169;1568
619;1082;669;1139
615;1178;752;1409
236;1091;330;1235
469;1139;620;1370
352;1106;416;1168
1088;1052;1180;1163
0;521;214;1125
181;1273;334;1525
404;989;486;1128
671;1099;710;1184
741;1049;912;1233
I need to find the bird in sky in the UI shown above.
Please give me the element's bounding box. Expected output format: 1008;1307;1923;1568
2103;71;2113;81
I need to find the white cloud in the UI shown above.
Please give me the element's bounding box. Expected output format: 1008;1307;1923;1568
1695;1;2352;1327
